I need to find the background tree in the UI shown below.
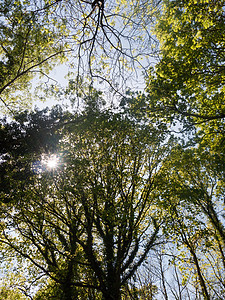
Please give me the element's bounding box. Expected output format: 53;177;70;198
0;0;69;112
152;144;225;299
146;0;225;136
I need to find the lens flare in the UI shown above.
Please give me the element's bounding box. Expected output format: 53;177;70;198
46;155;58;169
41;154;59;170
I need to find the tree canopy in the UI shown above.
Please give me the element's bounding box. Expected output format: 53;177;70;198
0;0;225;299
0;0;161;111
0;104;169;299
146;0;225;134
0;0;68;111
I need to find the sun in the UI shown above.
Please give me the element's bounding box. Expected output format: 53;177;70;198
42;154;59;169
47;156;58;169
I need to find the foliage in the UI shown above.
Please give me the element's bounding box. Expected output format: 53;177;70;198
152;143;225;299
1;0;225;298
0;0;68;112
0;106;66;203
0;0;162;112
0;269;32;300
0;286;26;300
146;0;225;133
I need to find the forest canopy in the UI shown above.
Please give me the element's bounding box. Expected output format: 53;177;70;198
0;0;224;299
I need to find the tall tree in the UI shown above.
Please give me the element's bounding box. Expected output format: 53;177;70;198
153;144;225;299
0;103;168;299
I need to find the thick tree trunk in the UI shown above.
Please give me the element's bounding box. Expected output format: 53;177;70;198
61;260;78;300
102;285;122;300
102;272;122;300
62;283;73;300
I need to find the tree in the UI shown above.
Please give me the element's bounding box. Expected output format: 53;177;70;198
0;0;162;112
0;102;168;299
153;144;225;299
146;0;225;133
0;0;69;112
0;105;66;203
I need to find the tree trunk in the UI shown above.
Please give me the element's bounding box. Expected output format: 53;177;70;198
102;274;122;300
102;286;122;300
61;260;78;300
